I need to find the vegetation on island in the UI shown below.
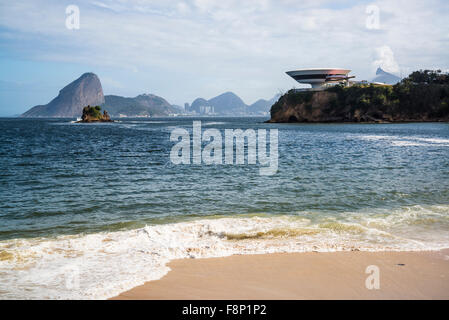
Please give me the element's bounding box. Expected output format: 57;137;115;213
269;70;449;123
78;105;113;122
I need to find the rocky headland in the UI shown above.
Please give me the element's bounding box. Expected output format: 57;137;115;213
268;70;449;123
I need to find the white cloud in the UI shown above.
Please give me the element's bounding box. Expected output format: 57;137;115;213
373;45;400;73
176;2;191;15
0;0;448;105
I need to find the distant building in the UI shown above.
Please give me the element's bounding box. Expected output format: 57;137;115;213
286;68;355;90
198;105;214;115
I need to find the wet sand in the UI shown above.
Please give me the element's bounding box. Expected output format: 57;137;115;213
112;249;449;300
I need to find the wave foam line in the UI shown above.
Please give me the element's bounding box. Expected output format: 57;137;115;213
0;205;448;299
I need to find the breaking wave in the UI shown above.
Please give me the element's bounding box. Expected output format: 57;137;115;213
0;204;448;300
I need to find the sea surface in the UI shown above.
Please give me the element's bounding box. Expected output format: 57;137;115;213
0;117;449;299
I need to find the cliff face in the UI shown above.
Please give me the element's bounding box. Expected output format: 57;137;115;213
269;81;449;123
22;73;105;118
268;91;341;123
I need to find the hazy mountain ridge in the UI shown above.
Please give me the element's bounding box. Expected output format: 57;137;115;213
187;92;280;115
208;92;247;114
103;94;182;117
247;94;281;114
372;67;401;85
21;72;279;117
189;98;210;113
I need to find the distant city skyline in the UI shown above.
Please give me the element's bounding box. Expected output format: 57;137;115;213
1;0;448;116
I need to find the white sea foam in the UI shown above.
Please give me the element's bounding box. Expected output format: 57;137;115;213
390;141;428;146
125;121;168;124
355;134;449;147
202;122;227;126
0;205;448;300
406;137;449;145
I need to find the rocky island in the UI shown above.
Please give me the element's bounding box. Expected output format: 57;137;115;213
268;70;449;123
76;105;113;123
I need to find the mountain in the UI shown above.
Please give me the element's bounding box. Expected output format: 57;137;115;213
21;73;105;117
187;92;280;115
247;94;281;114
189;98;210;113
21;73;181;118
372;67;401;85
208;92;247;114
22;71;276;117
103;94;182;117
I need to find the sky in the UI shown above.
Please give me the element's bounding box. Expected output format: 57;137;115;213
0;0;448;116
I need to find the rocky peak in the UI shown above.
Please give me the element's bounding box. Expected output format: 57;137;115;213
22;73;105;118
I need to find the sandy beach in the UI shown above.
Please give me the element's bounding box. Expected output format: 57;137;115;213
112;249;449;300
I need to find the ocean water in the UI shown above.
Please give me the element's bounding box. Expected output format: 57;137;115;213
0;117;448;299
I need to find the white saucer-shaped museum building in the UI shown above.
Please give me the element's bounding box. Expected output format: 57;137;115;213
286;68;354;89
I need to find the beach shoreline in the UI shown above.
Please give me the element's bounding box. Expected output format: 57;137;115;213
112;249;449;300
